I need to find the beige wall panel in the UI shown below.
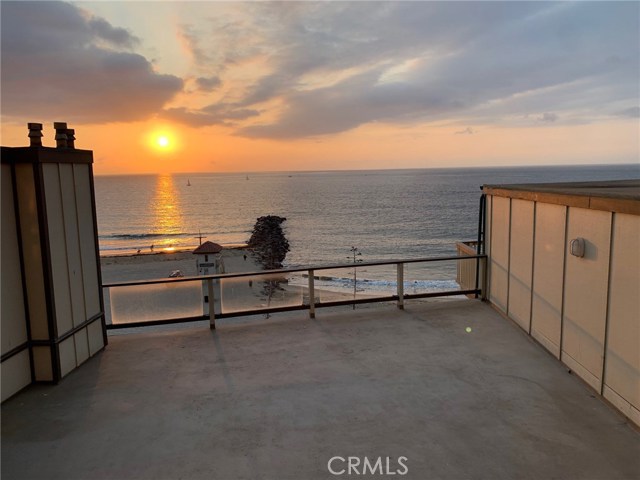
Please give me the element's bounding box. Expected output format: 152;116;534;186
74;329;90;366
42;164;73;334
1;350;31;402
73;164;101;318
15;164;49;340
531;203;566;358
32;346;53;381
87;319;105;356
489;196;510;313
59;336;76;378
604;213;640;411
1;165;28;354
562;207;611;386
508;199;534;331
59;164;87;327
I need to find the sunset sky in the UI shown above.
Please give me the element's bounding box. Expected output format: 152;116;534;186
1;1;638;175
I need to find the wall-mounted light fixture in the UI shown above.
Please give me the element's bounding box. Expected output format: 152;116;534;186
570;237;585;258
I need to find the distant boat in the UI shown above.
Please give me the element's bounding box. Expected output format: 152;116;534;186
187;179;191;186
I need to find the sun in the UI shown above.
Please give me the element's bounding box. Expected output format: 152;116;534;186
156;135;170;148
145;127;179;154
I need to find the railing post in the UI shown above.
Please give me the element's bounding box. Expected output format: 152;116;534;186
308;269;316;319
207;278;215;329
397;263;404;310
482;256;488;301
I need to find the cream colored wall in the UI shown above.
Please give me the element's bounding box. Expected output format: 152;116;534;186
43;164;74;335
530;203;566;358
42;163;103;378
489;196;510;313
1;351;31;402
487;194;639;426
15;164;49;341
74;164;101;318
59;163;87;328
1;165;28;353
604;213;640;424
562;208;611;391
1;164;31;400
507;199;534;331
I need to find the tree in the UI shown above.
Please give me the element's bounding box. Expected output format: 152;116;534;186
247;215;290;269
248;215;290;318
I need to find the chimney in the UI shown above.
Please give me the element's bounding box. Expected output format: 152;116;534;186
66;128;76;149
28;123;43;147
54;122;68;148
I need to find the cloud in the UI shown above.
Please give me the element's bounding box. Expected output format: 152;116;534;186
177;24;212;65
1;1;182;123
615;106;640;118
3;1;638;137
161;103;259;127
455;127;475;135
195;76;222;92
220;2;639;138
538;113;559;123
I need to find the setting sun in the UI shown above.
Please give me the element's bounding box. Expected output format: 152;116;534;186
145;129;179;154
157;136;169;148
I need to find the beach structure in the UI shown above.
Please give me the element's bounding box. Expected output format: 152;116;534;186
1;123;106;402
193;240;224;316
2;168;639;477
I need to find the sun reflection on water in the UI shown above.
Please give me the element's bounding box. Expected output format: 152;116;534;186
151;175;184;248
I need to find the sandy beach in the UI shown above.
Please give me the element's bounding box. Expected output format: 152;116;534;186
101;247;373;325
100;246;259;283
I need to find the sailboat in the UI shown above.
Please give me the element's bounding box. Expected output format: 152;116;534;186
187;179;191;186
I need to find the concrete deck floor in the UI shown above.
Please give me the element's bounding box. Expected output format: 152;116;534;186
2;300;639;480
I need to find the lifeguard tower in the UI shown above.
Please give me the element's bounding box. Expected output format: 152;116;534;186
193;241;224;315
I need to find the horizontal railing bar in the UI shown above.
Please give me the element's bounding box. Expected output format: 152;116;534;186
107;315;209;330
102;254;487;288
311;296;398;309
404;289;480;300
104;288;481;329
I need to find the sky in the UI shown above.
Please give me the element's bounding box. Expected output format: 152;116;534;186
1;1;638;175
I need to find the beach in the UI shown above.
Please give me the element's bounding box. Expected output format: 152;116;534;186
101;247;378;325
100;246;257;284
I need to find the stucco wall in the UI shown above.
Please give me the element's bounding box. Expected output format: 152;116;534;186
486;194;639;426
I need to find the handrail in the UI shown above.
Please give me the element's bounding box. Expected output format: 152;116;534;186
102;253;488;329
102;253;487;288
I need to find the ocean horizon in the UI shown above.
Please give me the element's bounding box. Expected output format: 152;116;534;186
96;164;639;259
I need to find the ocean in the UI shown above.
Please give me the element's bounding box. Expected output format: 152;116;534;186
95;164;639;290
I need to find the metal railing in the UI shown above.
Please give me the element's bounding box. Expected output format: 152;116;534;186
102;253;487;330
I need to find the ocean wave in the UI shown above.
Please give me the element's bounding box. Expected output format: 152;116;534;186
289;274;459;293
100;232;193;240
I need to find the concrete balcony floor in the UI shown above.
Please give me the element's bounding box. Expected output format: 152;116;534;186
2;300;639;480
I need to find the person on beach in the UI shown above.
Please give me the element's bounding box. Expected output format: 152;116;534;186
150;244;154;252
137;249;141;254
